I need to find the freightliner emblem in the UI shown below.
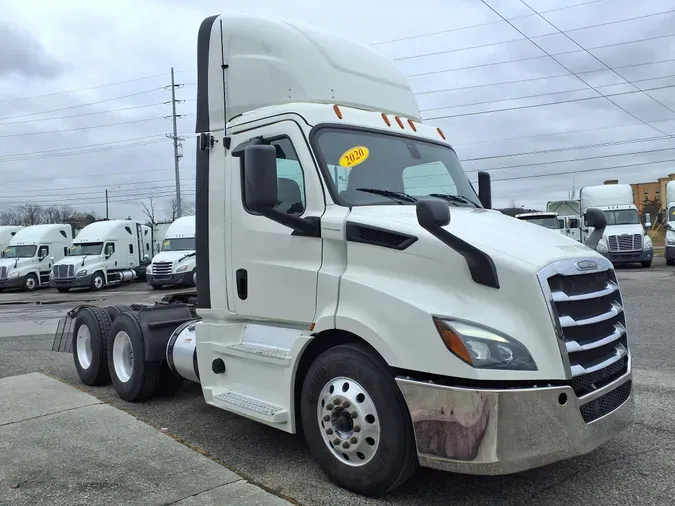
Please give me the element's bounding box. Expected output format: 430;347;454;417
576;260;598;271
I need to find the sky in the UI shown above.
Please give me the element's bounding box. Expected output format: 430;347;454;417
1;0;675;220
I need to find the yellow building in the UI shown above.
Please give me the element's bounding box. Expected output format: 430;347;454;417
604;174;675;213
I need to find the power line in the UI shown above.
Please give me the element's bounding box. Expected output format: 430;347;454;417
0;165;195;185
0;139;169;163
1;189;198;208
0;182;197;201
0;102;171;125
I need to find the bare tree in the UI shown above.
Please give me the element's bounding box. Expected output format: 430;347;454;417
164;198;195;221
141;197;158;225
43;206;61;223
17;204;43;225
0;208;21;226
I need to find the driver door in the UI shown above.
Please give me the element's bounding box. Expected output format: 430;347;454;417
37;245;51;285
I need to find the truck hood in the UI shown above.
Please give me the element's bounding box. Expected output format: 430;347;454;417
602;224;644;236
348;205;598;271
152;251;196;264
54;255;101;267
0;257;34;270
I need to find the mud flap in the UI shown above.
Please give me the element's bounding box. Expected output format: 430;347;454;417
51;305;92;353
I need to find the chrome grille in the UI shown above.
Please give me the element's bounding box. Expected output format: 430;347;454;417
0;266;6;280
538;258;630;423
53;264;75;279
152;261;173;279
608;234;642;252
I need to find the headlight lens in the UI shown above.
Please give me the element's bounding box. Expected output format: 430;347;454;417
644;238;653;250
8;270;20;279
76;269;87;277
433;318;537;371
176;265;188;272
595;240;608;252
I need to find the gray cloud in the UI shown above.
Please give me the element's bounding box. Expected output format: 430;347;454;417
0;22;62;79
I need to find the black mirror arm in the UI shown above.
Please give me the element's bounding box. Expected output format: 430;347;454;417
255;206;320;237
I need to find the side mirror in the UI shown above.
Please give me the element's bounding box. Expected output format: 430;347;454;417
143;254;150;261
644;222;652;230
243;144;278;211
583;207;607;250
477;171;492;209
568;218;579;229
50;256;55;262
416;198;450;229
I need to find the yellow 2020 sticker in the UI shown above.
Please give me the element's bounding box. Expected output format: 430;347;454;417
339;146;369;168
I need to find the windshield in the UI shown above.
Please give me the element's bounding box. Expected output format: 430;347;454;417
669;206;675;222
162;237;195;252
312;128;481;207
603;209;639;225
70;242;103;256
519;217;559;229
2;245;36;258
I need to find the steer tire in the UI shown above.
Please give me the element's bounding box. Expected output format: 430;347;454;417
155;362;184;397
300;343;418;496
667;258;675;266
107;312;162;402
641;261;652;268
72;307;113;386
105;305;133;322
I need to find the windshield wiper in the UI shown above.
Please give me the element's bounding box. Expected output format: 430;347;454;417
355;188;417;204
428;193;479;207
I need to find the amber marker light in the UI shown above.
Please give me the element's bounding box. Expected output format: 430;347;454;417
395;116;404;129
333;104;343;119
381;113;391;126
407;119;417;131
433;317;473;365
437;127;446;140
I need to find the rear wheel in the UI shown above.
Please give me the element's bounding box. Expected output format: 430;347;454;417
300;343;418;496
72;307;112;386
105;305;133;322
108;312;161;402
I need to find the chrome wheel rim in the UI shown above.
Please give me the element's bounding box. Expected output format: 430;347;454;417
94;275;103;289
25;277;36;290
112;331;134;383
76;325;92;369
316;376;381;467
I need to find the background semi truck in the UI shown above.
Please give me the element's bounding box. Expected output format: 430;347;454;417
146;216;196;289
579;184;652;267
0;226;23;252
54;14;634;497
0;224;72;291
514;211;563;232
665;180;675;265
547;200;581;242
50;219;153;292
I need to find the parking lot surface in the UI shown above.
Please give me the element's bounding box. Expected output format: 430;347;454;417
1;260;674;506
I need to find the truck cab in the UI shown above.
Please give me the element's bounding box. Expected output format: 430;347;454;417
50;220;152;292
0;226;23;252
146;216;196;289
515;212;563;232
580;184;652;267
664;181;675;265
0;224;72;291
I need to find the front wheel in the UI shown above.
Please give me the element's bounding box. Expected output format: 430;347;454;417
641;260;652;268
91;272;105;291
23;274;38;292
300;343;418;496
667;258;675;266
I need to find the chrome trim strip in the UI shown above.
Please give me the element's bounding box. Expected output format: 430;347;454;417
551;280;618;302
570;344;627;377
559;301;623;327
565;323;625;353
577;353;632;405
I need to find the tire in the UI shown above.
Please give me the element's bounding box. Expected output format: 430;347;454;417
151;284;163;290
105;305;132;322
57;287;70;293
72;307;113;386
300;343;418;496
191;269;197;287
641;261;652;268
91;271;105;291
155;362;184;397
23;274;38;292
667;258;675;266
107;312;162;402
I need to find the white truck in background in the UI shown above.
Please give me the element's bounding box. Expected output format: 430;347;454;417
152;221;173;255
56;15;633;497
146;216;196;289
579;184;652;268
665;181;675;265
514;211;563;233
0;224;72;291
547;200;582;242
0;226;23;251
50;219;152;292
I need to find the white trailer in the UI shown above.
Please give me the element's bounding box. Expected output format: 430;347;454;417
0;224;72;291
50;220;152;292
0;226;23;252
579;184;652;267
57;15;633;496
146;216;196;289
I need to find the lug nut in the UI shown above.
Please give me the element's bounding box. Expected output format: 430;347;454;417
342;442;350;449
353;425;361;433
333;438;340;446
350;411;358;418
342;400;351;408
333;398;341;405
326;428;333;435
323;415;330;422
350;437;358;444
326;404;333;410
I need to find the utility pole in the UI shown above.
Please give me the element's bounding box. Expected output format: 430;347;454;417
170;67;182;218
105;189;109;219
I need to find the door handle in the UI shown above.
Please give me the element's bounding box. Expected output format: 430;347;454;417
236;269;248;300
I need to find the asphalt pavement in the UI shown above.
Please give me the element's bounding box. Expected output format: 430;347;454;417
1;261;674;506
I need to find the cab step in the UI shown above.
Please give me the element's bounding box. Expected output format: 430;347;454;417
211;342;292;366
213;390;288;424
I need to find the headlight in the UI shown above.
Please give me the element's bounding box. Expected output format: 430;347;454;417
644;237;653;250
176;265;188;272
76;269;87;277
146;265;152;273
595;240;608;252
667;231;675;246
8;270;20;279
433;317;537;371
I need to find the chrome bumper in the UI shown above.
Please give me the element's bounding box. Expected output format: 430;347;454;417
395;361;634;475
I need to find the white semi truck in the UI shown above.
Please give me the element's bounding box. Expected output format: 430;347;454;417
50;219;152;292
146;216;197;289
0;225;23;251
665;181;675;265
0;224;72;291
547;200;582;242
54;15;633;496
579;184;652;267
514;211;563;232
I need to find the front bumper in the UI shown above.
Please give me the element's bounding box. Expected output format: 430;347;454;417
0;276;24;289
599;248;652;264
395;363;634;475
147;271;193;286
50;274;93;288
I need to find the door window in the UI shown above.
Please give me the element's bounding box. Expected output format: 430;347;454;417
38;246;49;260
